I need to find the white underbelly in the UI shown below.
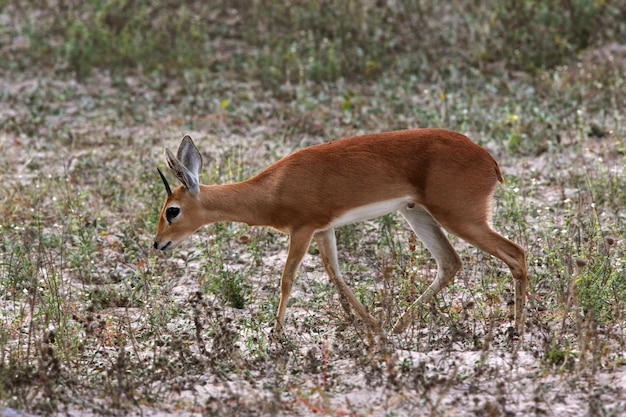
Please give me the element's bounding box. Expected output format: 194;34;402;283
326;196;414;229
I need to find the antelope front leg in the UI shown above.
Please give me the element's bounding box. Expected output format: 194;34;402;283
275;229;314;334
314;229;381;333
313;228;354;318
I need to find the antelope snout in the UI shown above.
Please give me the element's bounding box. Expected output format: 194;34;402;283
153;241;173;251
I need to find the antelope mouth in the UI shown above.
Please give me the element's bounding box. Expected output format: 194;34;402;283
154;241;173;251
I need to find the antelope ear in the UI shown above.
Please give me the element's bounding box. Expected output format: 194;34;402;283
164;135;202;195
177;135;203;178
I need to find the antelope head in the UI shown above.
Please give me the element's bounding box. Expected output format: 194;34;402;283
153;135;206;251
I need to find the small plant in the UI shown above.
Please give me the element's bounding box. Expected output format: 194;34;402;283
198;225;252;310
209;268;250;310
574;235;625;324
544;336;577;370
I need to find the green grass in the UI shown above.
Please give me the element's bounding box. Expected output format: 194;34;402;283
6;0;626;84
1;1;625;415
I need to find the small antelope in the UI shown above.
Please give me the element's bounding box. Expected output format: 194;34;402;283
154;129;526;334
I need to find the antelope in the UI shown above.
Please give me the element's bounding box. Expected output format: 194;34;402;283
153;129;527;335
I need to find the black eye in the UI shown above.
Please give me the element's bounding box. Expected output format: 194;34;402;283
165;207;180;223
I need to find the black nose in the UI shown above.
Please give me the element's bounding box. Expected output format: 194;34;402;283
153;242;158;249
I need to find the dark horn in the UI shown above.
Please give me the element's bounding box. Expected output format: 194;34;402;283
157;168;172;196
